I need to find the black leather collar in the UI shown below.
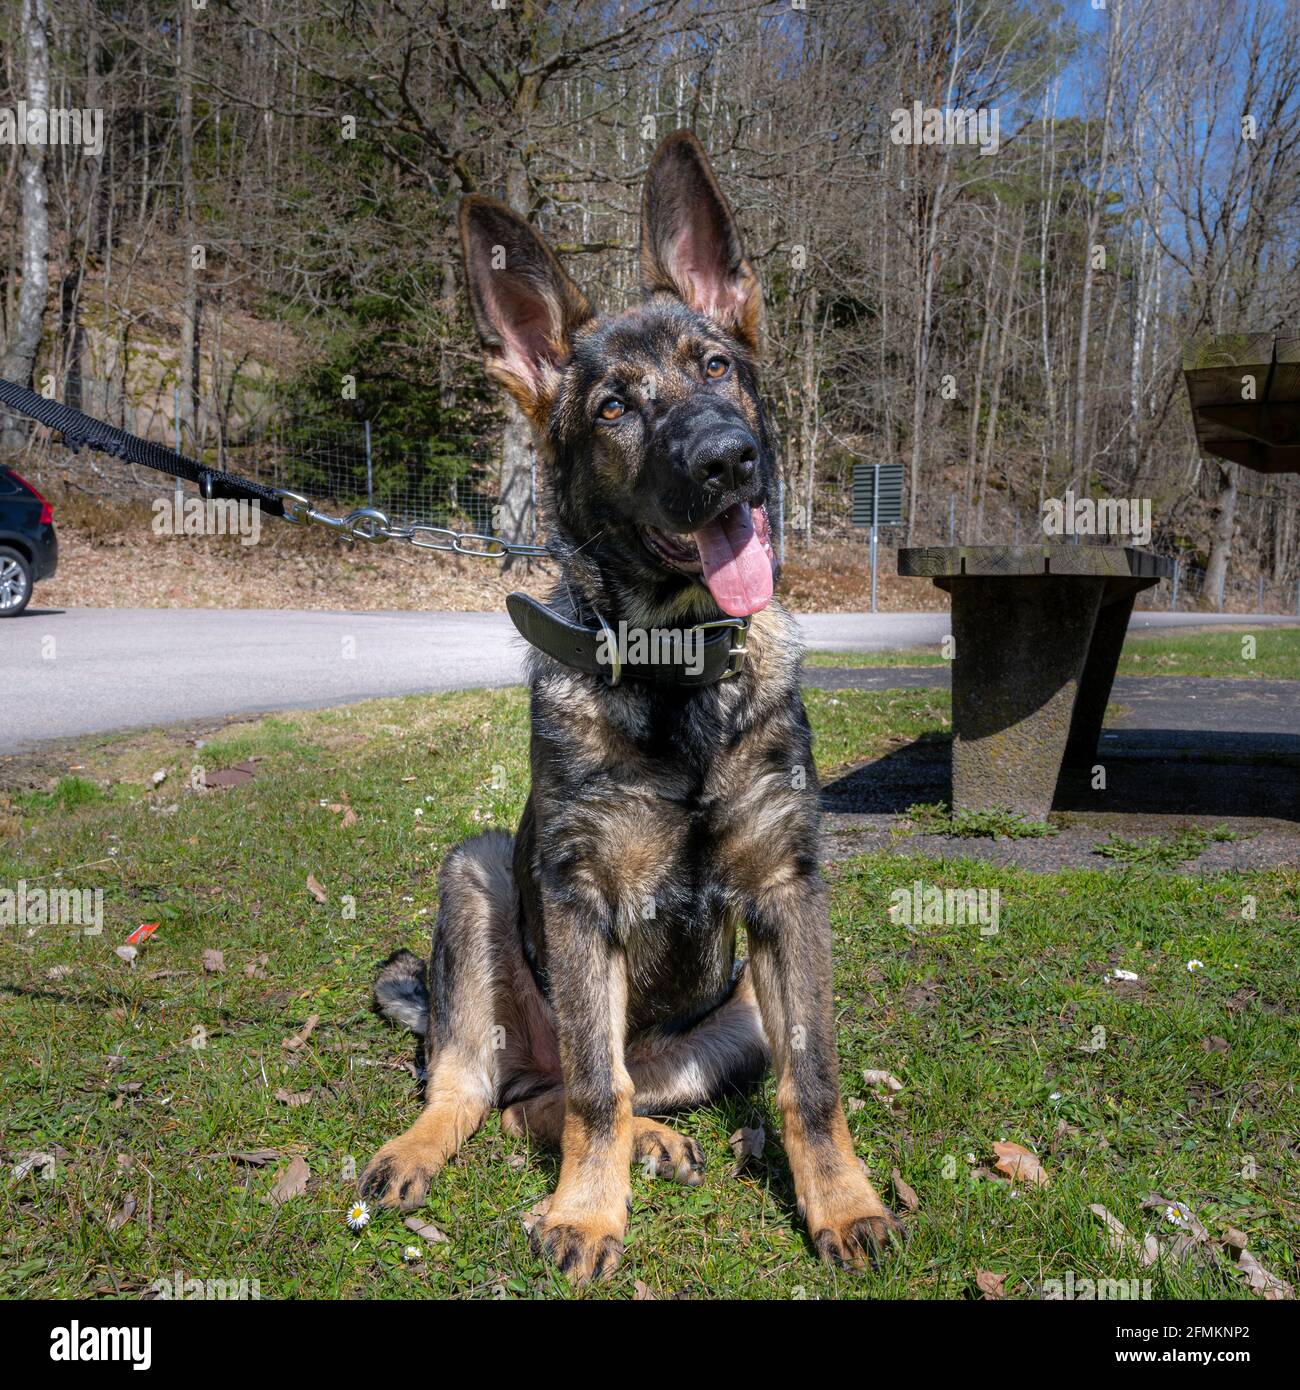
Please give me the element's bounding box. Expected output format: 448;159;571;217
506;591;749;687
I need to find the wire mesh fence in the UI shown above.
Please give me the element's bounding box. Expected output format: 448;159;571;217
13;378;507;533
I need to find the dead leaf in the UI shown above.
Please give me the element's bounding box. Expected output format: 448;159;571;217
281;1014;320;1051
727;1124;765;1176
992;1141;1050;1188
403;1215;449;1244
520;1197;550;1236
1089;1203;1159;1266
1221;1227;1249;1255
244;953;269;979
274;1087;313;1108
151;769;167;787
862;1069;904;1092
114;945;137;965
267;1155;310;1205
891;1168;920;1212
229;1149;279;1166
975;1270;1006;1299
1233;1244;1293;1299
633;1280;656;1300
1200;1035;1229;1053
12;1150;58;1180
202;948;225;974
203;759;259;789
46;965;73;980
107;1194;137;1231
306;874;327;903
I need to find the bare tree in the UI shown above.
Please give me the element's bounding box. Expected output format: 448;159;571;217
1;0;50;449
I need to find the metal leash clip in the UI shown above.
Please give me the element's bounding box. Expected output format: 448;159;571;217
271;487;549;559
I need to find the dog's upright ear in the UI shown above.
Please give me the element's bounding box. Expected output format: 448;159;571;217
459;195;593;422
640;130;761;351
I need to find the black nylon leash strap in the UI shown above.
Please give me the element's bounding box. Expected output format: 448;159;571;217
0;377;286;516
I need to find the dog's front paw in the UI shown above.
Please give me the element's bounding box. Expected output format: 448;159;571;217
357;1141;435;1211
528;1198;626;1283
803;1169;903;1270
633;1118;706;1186
812;1207;903;1270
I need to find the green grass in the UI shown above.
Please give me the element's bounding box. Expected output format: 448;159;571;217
904;800;1057;840
804;647;949;669
1;687;1296;1300
1095;826;1242;868
805;624;1300;680
1117;626;1300;679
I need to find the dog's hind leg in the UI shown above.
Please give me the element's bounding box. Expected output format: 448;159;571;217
502;964;769;1185
359;832;519;1211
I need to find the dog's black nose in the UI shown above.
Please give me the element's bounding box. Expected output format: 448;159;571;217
688;431;757;492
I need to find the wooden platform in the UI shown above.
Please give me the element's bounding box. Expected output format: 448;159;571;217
1183;332;1300;475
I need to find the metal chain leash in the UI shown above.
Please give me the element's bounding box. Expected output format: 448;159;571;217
0;375;548;562
272;488;550;558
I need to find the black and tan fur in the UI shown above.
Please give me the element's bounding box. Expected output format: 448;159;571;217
359;130;900;1282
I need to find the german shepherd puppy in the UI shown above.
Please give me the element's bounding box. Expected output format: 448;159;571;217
358;130;899;1282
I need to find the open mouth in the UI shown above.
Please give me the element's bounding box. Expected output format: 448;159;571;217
642;502;776;618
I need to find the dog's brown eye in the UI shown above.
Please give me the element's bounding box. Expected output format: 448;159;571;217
598;397;625;421
705;355;730;380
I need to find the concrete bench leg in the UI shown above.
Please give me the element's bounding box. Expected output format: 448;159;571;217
1063;582;1142;769
945;575;1105;820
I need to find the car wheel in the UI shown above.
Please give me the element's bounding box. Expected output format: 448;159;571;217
0;545;33;616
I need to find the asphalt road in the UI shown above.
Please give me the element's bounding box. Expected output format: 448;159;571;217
1;606;1295;752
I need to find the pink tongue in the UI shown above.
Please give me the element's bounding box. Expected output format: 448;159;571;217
693;503;774;617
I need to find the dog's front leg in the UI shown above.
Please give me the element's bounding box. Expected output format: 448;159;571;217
748;870;901;1268
529;899;634;1283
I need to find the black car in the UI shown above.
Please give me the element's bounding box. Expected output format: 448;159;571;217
0;466;58;616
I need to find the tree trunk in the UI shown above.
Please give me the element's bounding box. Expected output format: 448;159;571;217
1;0;50;451
1204;462;1237;611
798;283;818;544
178;1;200;452
1070;0;1119;487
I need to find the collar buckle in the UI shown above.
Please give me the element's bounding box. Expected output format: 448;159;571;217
696;616;751;679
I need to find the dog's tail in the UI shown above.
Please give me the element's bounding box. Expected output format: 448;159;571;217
373;949;430;1035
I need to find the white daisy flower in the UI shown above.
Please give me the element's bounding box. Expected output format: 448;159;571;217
1164;1202;1193;1228
1186;959;1205;972
402;1245;423;1263
347;1200;371;1231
